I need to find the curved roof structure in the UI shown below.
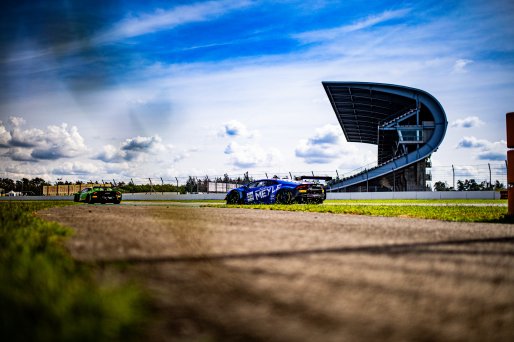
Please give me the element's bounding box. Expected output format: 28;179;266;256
323;82;448;190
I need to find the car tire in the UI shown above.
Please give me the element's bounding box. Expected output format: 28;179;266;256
226;191;239;205
276;190;293;204
73;194;79;202
86;194;93;204
113;200;121;204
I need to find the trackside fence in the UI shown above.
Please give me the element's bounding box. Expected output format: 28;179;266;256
2;163;506;196
121;162;506;193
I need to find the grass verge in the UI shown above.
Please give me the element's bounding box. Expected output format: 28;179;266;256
324;199;506;205
0;201;147;341
216;203;510;222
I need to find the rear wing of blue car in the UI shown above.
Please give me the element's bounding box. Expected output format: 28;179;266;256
294;176;333;181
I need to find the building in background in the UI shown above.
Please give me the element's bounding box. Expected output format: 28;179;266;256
323;82;447;192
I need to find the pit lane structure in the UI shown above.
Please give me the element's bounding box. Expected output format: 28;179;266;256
323;82;448;191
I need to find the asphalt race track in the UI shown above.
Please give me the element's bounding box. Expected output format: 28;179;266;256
38;205;514;341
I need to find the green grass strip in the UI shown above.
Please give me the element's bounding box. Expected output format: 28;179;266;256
216;203;510;223
324;199;506;205
0;201;147;341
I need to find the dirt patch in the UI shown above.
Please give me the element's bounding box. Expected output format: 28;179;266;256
38;204;514;341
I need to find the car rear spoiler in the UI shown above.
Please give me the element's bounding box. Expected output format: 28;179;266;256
294;176;333;181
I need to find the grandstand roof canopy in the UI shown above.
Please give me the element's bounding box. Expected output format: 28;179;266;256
322;82;417;145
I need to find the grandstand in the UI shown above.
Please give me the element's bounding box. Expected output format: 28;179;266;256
323;82;448;191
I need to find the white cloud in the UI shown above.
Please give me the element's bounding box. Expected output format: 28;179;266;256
218;120;257;138
121;135;162;152
3;164;51;180
9;127;45;148
477;151;505;161
4;148;36;162
456;136;506;161
31;124;88;160
1;118;88;160
451;116;484;128
295;124;375;169
452;59;473;73
53;161;100;175
295;8;411;42
96;144;127;163
456;136;489;148
99;0;251;42
95;135;176;163
0;121;11;147
224;141;280;169
8;116;26;127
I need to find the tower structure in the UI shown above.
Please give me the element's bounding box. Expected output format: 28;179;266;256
323;82;448;191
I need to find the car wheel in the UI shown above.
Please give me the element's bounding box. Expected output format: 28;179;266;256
226;191;239;204
86;194;93;204
113;200;121;204
73;194;79;202
276;190;293;204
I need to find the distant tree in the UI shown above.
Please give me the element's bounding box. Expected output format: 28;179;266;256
456;179;493;191
494;180;506;191
434;181;451;191
185;176;197;193
243;171;251;184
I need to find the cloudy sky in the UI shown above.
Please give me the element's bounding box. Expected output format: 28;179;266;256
0;0;512;182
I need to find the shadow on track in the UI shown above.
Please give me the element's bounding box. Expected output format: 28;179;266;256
96;236;514;265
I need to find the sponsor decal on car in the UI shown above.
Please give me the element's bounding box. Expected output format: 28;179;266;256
247;192;255;202
247;184;281;203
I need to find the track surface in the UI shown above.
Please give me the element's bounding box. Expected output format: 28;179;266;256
39;205;514;341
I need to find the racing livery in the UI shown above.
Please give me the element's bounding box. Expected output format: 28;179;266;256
73;186;122;204
225;178;328;205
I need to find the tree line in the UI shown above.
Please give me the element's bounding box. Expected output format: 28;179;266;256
0;174;253;195
433;179;505;191
0;177;50;195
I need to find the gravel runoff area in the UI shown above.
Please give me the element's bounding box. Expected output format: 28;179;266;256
38;204;514;342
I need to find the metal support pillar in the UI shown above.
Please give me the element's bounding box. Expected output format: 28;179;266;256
148;178;154;194
452;165;455;190
488;163;491;189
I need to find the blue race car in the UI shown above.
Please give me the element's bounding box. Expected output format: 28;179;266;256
225;177;329;205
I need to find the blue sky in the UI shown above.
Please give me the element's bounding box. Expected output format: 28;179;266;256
0;0;513;182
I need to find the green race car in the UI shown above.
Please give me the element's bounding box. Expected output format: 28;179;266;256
73;186;122;204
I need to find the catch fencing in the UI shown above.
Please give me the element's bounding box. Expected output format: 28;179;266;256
36;162;506;195
125;162;507;193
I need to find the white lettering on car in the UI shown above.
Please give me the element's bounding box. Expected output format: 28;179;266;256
269;184;281;201
254;187;269;201
247;192;254;202
248;184;283;203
